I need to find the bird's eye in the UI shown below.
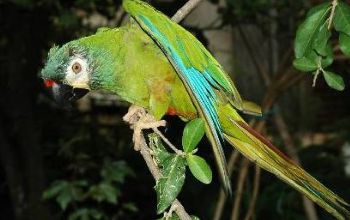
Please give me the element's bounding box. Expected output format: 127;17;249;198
72;62;82;74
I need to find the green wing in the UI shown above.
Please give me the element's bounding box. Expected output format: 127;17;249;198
123;0;256;112
123;0;258;193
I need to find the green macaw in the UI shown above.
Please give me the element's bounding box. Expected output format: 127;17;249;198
41;0;350;218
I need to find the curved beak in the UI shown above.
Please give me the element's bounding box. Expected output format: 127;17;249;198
44;80;89;107
44;80;89;108
49;81;89;107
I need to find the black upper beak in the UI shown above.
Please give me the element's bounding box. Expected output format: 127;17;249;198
52;84;89;107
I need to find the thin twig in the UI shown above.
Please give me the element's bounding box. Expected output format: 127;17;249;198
171;0;203;23
328;0;338;30
237;25;271;86
312;69;320;87
244;165;261;220
230;159;250;220
153;128;184;155
213;150;240;220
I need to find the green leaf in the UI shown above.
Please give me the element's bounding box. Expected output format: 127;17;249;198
156;156;186;214
101;160;134;184
56;189;72;210
149;133;173;166
339;32;350;57
323;71;345;91
122;202;138;212
293;56;318;72
306;2;330;18
182;118;205;153
69;208;105;220
88;182;119;204
186;155;212;184
334;2;350;36
294;3;330;58
313;22;331;56
303;44;333;69
320;43;334;68
43;180;68;200
43;180;87;210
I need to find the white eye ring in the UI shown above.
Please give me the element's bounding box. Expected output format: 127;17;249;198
67;57;87;75
65;57;90;89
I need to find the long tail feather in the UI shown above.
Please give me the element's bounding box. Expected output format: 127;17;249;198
223;115;350;219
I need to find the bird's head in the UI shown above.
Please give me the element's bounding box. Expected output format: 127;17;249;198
41;40;96;106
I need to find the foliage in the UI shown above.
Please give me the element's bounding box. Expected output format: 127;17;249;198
43;159;136;220
150;118;211;217
293;1;350;91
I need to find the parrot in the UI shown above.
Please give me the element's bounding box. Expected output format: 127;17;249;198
41;0;350;219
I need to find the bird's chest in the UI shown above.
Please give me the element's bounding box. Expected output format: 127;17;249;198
115;28;197;119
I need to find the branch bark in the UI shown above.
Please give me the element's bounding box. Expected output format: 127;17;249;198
171;0;203;23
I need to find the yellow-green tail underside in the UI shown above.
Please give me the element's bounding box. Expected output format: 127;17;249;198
219;105;350;220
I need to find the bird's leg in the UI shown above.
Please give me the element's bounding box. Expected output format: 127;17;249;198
123;105;166;151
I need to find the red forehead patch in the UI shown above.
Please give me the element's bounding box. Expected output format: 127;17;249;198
44;79;55;88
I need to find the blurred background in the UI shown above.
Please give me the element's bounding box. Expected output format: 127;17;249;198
1;0;350;219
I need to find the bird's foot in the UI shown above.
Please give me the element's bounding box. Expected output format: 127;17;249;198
123;105;166;151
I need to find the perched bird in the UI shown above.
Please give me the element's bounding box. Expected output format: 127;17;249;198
41;0;350;218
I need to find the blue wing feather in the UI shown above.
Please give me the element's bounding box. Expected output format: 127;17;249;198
139;15;224;142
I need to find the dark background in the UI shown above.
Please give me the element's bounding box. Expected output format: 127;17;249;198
1;0;350;219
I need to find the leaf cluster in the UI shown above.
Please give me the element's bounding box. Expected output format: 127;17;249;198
150;118;212;219
294;1;350;91
43;160;136;220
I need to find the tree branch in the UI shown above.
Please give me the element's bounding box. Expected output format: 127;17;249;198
171;0;203;23
123;106;192;220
